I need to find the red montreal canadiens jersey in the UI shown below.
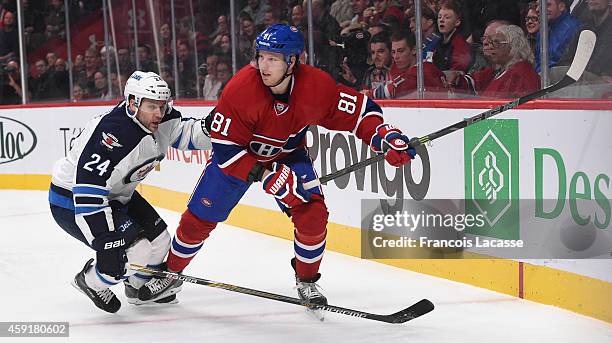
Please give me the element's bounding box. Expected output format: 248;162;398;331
460;61;541;98
211;64;383;181
370;62;448;99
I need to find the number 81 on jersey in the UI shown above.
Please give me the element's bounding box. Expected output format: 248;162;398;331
338;92;358;115
210;112;232;136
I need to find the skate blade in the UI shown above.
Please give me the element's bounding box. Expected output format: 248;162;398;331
127;297;179;305
306;308;325;322
71;279;88;296
140;285;182;302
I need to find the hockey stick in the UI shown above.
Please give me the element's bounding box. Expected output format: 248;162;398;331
303;30;596;190
130;264;434;324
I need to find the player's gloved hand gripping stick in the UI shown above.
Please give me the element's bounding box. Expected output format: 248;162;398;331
303;30;596;191
370;123;417;167
262;162;312;208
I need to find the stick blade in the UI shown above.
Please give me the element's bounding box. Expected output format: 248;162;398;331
566;30;596;81
388;299;435;324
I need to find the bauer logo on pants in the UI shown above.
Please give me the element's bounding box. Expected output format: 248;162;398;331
464;119;519;240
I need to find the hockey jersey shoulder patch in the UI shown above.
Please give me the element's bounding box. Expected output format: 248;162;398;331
101;132;123;151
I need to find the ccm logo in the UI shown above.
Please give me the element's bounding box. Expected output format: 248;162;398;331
269;165;290;194
104;239;126;250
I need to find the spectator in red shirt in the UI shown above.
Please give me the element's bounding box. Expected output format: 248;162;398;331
373;0;405;30
370;31;448;99
432;0;472;72
450;22;540;98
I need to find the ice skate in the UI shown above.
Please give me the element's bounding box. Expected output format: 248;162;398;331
292;258;327;321
71;258;121;313
137;263;183;301
124;282;178;305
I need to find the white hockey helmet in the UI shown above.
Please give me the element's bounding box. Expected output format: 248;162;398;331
124;71;171;115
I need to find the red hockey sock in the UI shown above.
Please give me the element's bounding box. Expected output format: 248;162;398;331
167;209;217;272
290;195;329;280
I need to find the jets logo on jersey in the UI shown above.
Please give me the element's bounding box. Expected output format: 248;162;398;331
101;132;123;151
274;101;289;116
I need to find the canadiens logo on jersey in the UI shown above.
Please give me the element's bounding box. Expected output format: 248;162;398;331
249;133;285;160
101;132;123;151
273;101;289;116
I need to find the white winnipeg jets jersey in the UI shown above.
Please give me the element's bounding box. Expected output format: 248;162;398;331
50;101;211;244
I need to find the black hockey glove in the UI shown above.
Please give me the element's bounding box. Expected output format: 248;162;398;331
90;209;139;279
91;231;128;279
201;109;214;137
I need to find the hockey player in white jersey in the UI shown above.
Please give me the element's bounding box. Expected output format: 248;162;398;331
48;71;212;313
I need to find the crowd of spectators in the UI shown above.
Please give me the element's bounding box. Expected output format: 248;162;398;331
0;0;610;104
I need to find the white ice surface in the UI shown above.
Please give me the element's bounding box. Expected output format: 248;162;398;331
0;190;610;343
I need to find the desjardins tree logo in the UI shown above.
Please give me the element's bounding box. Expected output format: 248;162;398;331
464;119;520;240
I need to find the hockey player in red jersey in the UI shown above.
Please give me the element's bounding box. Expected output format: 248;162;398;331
141;24;416;307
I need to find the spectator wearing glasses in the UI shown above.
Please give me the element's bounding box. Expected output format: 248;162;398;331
524;2;540;54
449;22;540;98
